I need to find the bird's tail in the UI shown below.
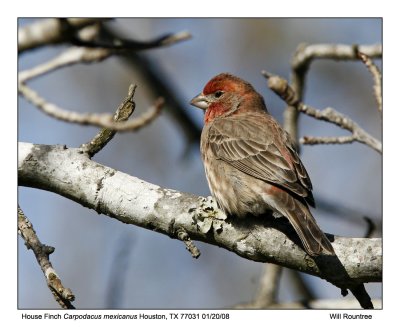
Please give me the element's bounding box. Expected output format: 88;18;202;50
283;198;335;256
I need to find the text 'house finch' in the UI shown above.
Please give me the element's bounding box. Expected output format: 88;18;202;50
190;73;334;256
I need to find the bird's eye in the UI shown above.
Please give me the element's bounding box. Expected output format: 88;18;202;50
215;91;224;98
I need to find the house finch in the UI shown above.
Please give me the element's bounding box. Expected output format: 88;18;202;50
190;73;334;256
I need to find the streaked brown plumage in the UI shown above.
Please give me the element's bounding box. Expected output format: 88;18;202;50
190;73;334;256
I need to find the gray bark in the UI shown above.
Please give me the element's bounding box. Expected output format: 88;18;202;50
18;142;382;288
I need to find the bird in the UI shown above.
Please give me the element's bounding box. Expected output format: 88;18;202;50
190;73;334;256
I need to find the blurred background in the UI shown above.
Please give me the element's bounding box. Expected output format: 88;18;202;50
18;18;382;309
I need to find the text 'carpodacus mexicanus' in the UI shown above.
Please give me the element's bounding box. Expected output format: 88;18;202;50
190;73;334;256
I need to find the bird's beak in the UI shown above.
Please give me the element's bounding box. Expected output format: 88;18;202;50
190;93;209;110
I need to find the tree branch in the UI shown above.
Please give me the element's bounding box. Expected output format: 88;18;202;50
80;84;137;158
100;26;202;147
300;135;356;146
280;43;382;142
18;142;382;299
357;51;382;114
176;228;201;259
19;20;200;150
18;18;108;53
291;43;382;70
262;72;382;154
18;206;75;309
18;82;164;131
298;105;381;154
18;46;113;83
18;18;191;54
70;29;192;51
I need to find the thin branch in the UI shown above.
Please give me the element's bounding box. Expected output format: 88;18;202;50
80;84;137;158
18;20;190;137
300;135;355;146
18;205;75;309
18;82;164;131
357;51;382;114
262;71;300;106
101;26;202;147
71;29;192;51
18;18;191;55
297;104;381;153
284;67;302;143
176;228;201;259
18;18;108;53
19;46;113;83
18;143;382;301
262;71;382;154
291;43;382;70
281;43;382;143
19;28;191;83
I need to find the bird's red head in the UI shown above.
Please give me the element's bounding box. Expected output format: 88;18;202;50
190;73;266;123
202;73;251;95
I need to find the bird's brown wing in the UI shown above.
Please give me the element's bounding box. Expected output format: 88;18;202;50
208;112;314;206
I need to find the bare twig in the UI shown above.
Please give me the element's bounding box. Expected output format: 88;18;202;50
300;135;355;146
71;29;192;51
19;47;113;83
80;84;137;157
18;20;190;135
101;26;202;147
19;18;191;54
263;71;300;106
19;29;191;84
357;51;382;114
18;82;164;131
18;18;108;53
297;104;382;153
18;206;75;309
281;43;382;142
263;71;382;154
176;228;201;259
291;43;382;70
